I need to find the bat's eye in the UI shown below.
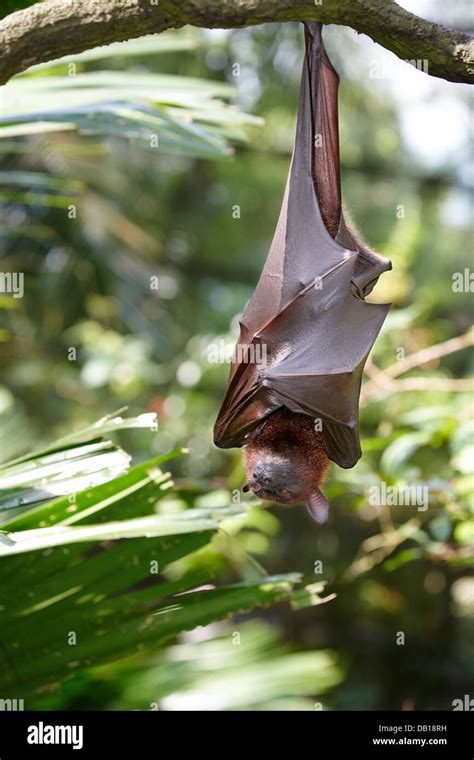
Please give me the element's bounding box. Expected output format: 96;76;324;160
281;489;291;499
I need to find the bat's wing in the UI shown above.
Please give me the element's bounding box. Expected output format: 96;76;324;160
214;23;391;468
238;23;348;346
256;257;390;467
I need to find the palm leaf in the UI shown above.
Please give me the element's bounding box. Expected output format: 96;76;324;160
0;413;333;701
0;411;160;514
0;37;262;159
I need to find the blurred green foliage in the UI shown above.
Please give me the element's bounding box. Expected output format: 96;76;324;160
0;17;472;710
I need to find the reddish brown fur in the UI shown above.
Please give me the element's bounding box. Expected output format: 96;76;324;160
244;408;329;504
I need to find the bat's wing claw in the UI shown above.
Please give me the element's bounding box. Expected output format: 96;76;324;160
351;248;392;299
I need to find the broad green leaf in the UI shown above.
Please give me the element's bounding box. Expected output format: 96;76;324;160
380;431;430;475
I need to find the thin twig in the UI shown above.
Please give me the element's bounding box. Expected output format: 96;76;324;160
385;331;474;379
362;329;474;403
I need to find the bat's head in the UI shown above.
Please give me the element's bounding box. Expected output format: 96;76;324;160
243;408;330;523
243;453;302;503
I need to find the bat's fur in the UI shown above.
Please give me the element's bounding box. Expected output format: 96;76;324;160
244;408;329;505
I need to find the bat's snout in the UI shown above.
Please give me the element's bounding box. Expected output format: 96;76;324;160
253;462;273;486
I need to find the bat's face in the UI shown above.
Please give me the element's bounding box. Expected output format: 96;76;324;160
243;450;330;524
242;408;331;522
243;453;303;504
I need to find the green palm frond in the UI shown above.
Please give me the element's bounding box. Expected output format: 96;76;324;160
0;412;332;702
112;621;343;711
0;411;159;514
0;33;262;159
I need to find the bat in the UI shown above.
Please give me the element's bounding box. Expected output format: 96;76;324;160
213;22;391;524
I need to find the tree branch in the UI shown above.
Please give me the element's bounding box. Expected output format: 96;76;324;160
0;0;472;86
381;331;474;379
360;330;474;403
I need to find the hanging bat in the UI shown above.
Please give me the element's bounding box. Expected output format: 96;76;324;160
214;23;391;524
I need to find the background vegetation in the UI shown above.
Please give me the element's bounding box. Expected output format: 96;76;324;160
0;5;472;710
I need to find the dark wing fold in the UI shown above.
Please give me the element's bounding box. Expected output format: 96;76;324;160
214;23;391;468
257;256;390;466
237;23;350;345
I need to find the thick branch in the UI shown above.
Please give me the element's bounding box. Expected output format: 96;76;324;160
0;0;472;86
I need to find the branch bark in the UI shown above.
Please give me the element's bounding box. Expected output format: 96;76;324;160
0;0;472;86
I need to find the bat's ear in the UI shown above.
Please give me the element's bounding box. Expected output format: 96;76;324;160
306;488;329;525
